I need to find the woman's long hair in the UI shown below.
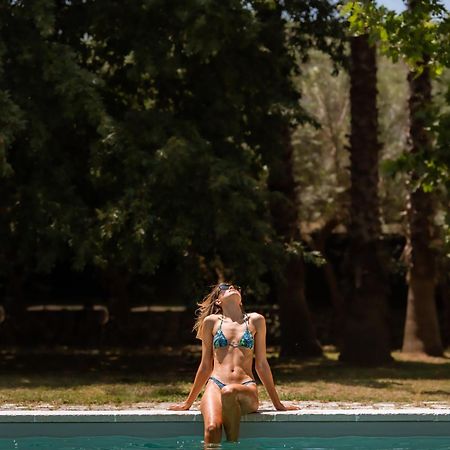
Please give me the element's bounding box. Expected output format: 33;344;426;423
193;285;222;340
193;283;244;340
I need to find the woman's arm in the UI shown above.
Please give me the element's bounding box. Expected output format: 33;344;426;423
253;313;298;411
168;316;215;410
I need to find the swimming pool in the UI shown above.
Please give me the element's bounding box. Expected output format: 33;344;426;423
1;435;450;449
1;408;449;448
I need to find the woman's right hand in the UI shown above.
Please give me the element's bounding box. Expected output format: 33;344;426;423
167;402;191;411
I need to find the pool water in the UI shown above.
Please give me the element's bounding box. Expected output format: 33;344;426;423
1;436;450;450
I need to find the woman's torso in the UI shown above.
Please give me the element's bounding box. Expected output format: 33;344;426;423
210;313;256;383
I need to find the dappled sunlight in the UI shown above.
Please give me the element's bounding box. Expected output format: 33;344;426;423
0;345;449;407
262;347;450;404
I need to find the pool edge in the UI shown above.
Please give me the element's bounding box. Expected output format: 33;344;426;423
1;408;450;438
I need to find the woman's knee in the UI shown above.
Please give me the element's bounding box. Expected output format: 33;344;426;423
205;421;222;439
244;396;259;413
221;385;238;400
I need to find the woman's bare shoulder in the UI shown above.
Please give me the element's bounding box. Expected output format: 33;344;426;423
201;315;220;339
248;312;265;322
203;314;221;325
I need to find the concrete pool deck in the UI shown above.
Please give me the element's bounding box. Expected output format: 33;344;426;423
1;403;450;438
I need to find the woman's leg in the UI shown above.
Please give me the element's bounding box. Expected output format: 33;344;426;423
221;383;258;442
200;381;223;444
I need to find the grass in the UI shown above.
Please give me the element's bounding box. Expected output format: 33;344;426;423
0;346;449;408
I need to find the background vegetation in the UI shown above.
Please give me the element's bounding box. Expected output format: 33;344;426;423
1;0;450;370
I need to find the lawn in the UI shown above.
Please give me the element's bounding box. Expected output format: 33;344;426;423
0;346;449;408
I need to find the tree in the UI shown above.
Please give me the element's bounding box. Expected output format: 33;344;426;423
342;0;449;356
268;125;323;357
243;1;323;357
292;50;412;347
0;0;331;338
79;0;303;304
0;0;109;315
1;0;287;319
402;46;443;356
339;32;392;364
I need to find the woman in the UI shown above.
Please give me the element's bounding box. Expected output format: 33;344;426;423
168;283;298;444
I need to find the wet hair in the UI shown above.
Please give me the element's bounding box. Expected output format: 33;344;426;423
193;283;244;340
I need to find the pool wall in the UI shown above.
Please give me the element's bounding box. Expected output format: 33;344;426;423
1;409;450;438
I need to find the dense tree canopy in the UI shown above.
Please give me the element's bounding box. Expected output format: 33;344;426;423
0;0;343;306
2;0;450;357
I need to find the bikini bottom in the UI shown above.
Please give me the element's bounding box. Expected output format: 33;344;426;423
208;375;256;390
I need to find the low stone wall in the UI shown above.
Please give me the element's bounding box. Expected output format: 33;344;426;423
0;303;444;349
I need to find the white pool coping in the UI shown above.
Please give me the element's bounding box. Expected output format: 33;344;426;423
1;407;450;438
1;407;450;422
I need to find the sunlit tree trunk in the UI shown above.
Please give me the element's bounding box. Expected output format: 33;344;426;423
402;61;443;356
339;34;392;365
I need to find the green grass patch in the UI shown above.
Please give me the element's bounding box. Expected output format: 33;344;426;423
0;347;449;407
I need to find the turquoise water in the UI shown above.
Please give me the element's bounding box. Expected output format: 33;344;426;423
0;436;450;450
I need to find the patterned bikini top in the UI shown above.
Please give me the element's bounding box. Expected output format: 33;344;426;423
213;314;254;349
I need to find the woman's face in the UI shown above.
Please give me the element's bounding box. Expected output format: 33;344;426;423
217;284;242;305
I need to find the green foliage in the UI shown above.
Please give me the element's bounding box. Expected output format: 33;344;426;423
292;50;350;228
293;50;412;229
341;0;450;76
435;84;450;257
0;90;26;178
76;0;302;298
0;0;109;277
341;0;450;259
1;0;345;303
283;0;347;68
284;239;326;266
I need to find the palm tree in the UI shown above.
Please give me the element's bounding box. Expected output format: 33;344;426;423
402;60;443;356
339;34;392;365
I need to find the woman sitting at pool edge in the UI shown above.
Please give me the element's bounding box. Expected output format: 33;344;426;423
168;283;298;444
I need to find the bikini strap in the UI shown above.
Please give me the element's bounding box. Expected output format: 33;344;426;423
218;315;224;330
244;313;250;330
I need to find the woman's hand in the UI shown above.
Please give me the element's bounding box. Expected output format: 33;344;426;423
167;402;192;411
274;402;300;411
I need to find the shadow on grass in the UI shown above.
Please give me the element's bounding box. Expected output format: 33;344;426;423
421;390;450;396
0;346;449;391
271;356;450;390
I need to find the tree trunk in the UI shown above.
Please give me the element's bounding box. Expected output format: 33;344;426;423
277;252;322;357
102;268;131;345
339;34;392;365
270;127;322;358
309;217;345;349
5;270;27;345
402;63;443;356
437;261;450;347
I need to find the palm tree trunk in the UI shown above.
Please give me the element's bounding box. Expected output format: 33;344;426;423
339;34;392;365
402;63;443;356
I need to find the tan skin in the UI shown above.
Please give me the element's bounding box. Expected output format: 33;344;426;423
168;285;298;444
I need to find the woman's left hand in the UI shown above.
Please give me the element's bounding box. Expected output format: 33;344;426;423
168;402;191;411
275;402;300;411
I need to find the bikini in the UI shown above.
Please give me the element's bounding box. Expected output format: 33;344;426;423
208;314;256;390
